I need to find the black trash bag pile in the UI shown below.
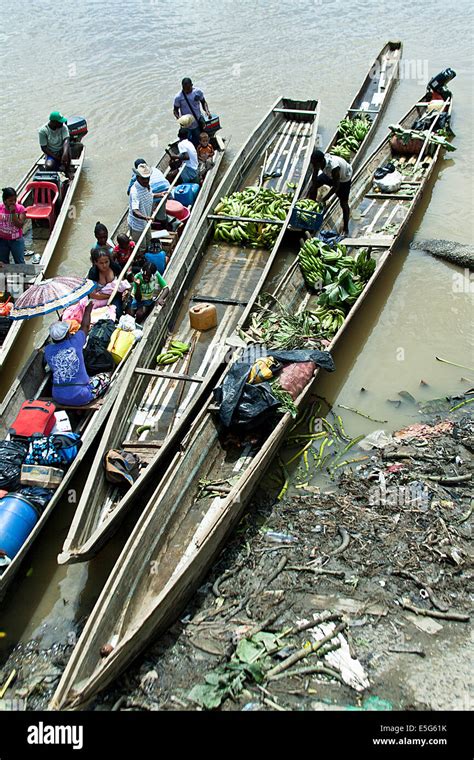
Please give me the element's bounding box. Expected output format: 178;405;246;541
214;347;335;430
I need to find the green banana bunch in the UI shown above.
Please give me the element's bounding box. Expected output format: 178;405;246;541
156;341;189;366
213;187;320;249
333;114;372;160
310;305;346;335
353;248;376;281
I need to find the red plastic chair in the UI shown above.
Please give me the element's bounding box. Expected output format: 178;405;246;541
18;181;59;232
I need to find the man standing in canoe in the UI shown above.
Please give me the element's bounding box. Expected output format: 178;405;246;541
38;111;71;173
308;149;352;236
173;77;212;147
128;163;168;252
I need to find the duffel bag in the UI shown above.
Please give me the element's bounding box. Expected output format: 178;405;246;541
25;433;82;467
9;400;56;438
88;319;116;349
84;339;115;375
104;449;140;488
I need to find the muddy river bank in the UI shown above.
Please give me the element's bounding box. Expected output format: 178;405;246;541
1;393;471;712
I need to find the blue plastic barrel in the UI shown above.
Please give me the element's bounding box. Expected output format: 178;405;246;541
171;183;200;208
0;494;40;561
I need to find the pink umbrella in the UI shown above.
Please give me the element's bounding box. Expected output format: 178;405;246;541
10;277;97;320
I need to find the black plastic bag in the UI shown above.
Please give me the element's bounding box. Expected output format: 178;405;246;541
0;439;28;490
214;347;335;429
17;487;54;514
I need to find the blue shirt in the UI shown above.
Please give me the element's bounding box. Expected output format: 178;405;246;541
145;251;167;275
45;331;93;406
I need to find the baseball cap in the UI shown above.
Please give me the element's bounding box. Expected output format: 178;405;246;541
49;110;67;124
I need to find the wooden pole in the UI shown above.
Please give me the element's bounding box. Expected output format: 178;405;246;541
107;166;184;305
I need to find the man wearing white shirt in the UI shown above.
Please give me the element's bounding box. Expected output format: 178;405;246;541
177;128;199;184
308;149;353;235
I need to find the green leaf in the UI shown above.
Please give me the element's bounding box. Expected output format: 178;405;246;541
188;683;226;710
253;631;280;651
236;638;265;664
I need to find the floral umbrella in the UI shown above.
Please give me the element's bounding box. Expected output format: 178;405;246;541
9;276;97;320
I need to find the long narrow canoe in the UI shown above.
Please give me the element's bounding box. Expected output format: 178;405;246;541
59;43;402;566
0;147;86;371
50;88;453;709
305;40;402;185
0;135;226;599
109;133;227;257
58;98;320;565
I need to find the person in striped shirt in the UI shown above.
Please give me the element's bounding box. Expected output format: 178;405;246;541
128;163;168;251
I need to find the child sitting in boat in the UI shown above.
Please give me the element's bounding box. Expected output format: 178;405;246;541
129;260;169;323
113;233;135;268
93;222;114;252
197;132;215;181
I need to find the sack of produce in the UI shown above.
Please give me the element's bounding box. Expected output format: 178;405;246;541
373;169;403;193
390;134;423;156
278;362;316;401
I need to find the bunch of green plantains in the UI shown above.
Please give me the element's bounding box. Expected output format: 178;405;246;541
156;340;189;366
299;239;376;312
213;187;321;248
331;114;371;161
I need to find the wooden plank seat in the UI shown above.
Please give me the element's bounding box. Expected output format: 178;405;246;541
122;440;164;465
39;396;106;412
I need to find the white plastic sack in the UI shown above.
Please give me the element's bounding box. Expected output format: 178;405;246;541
118;314;136;332
374;169;403;193
359;429;394;451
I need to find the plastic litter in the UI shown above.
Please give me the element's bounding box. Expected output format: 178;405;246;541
359;430;394;451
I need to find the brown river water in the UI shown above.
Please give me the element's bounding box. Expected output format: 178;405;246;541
0;0;472;658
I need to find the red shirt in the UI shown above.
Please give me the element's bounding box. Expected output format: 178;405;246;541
113;240;135;267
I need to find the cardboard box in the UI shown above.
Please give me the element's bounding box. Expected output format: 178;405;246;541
20;465;64;490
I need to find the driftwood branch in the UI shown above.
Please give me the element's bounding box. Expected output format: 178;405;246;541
266;622;347;679
401;599;469;622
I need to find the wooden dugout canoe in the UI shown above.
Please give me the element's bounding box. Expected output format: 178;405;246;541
0;148;86;372
0;134;227;599
57;42;402;566
58;98;320;566
49;88;453;710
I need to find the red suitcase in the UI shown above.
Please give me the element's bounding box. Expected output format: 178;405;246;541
9;400;56;438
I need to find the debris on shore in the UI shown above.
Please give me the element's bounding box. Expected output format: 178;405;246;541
0;399;472;712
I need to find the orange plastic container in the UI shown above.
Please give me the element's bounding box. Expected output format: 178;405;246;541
189;303;218;331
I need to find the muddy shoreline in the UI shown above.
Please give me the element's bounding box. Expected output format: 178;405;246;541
1;395;471;712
